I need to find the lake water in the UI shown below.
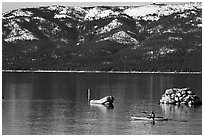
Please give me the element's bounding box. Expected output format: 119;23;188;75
2;72;202;135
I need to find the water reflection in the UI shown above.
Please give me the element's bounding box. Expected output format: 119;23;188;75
90;104;114;113
2;72;202;135
160;103;202;122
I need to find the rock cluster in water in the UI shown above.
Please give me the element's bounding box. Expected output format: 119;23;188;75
160;88;201;105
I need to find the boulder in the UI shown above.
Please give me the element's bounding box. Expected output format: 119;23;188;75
160;88;201;106
165;88;174;95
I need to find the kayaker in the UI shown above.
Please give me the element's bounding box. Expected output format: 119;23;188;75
147;111;155;120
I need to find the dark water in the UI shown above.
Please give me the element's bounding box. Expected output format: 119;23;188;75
2;72;202;135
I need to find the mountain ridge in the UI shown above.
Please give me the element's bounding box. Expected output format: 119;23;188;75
2;2;202;72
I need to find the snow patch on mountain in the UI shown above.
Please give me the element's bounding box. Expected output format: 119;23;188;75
146;47;177;59
3;9;33;19
168;37;182;41
24;17;30;22
84;7;119;20
97;31;139;44
124;2;201;21
47;5;62;11
33;17;46;22
54;14;70;19
38;22;61;36
159;47;177;56
4;22;38;42
96;19;122;35
13;10;33;16
47;5;85;20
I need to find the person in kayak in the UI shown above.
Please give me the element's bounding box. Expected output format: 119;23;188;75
147;111;155;120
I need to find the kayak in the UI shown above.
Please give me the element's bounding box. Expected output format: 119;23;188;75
131;116;168;121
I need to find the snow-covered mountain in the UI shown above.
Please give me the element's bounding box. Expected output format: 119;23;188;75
2;2;202;71
124;2;201;21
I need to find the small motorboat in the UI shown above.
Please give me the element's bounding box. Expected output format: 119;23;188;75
131;116;168;121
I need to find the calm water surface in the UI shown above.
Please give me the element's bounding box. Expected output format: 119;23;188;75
2;72;202;135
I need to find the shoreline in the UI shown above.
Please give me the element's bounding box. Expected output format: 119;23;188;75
2;70;202;74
